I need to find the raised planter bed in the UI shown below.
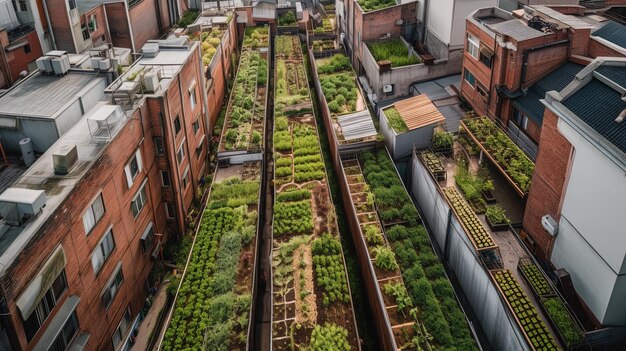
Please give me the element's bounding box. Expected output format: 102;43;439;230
491;270;559;351
485;215;509;232
339;150;479;350
444;187;497;250
419;151;446;182
271;35;360;350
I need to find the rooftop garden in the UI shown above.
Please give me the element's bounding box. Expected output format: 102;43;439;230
314;18;334;33
220;27;269;152
243;26;270;49
383;106;408;133
357;0;397;12
275;36;312;117
195;28;224;66
271;35;358;350
461;117;535;195
162;166;262;350
342;150;478;350
316;55;362;116
367;38;421;67
444;187;497;250
518;259;584;347
311;39;336;53
278;11;297;26
492;270;559;350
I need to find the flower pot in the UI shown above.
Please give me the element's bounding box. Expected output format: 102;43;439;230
482;189;496;203
486;215;509;231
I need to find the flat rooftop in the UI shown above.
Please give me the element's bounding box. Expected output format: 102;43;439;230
0;72;105;118
0;102;124;276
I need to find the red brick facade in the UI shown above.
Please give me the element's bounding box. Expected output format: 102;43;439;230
523;109;572;259
0;29;43;88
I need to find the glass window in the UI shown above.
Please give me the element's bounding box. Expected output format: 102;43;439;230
19;0;27;11
49;311;79;351
464;69;476;87
130;182;148;218
22;270;68;341
190;88;197;110
124;149;143;188
81;25;89;41
174;116;181;134
467;33;479;59
111;307;132;350
165;203;174;219
192;120;200;134
140;223;155;252
160;171;170;187
68;0;76;9
102;267;124;309
83;194;105;234
154;137;164;156
91;229;116;274
176;141;185;165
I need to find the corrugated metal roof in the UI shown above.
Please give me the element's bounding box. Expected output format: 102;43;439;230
592;21;626;50
563;78;626;154
596;65;626;89
513;62;584;125
337;110;377;141
392;94;445;130
489;19;547;41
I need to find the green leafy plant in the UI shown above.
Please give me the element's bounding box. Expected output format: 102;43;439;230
312;233;350;305
383;282;413;316
307;323;350;350
431;131;453;150
485;205;510;225
357;0;397;12
444;188;495;249
384;107;408;133
543;297;583;345
278;11;297;26
363;224;383;245
176;10;199;28
367;38;421;67
373;246;399;271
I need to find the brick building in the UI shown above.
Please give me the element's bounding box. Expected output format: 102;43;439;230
526;57;626;333
461;5;625;159
0;38;208;350
40;0;187;54
0;0;44;88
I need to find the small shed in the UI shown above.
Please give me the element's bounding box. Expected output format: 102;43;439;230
380;94;445;160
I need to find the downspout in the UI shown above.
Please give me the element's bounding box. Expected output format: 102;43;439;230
41;0;57;49
421;0;428;45
495;34;509;120
520;39;569;87
154;0;164;34
197;42;211;138
486;33;498;108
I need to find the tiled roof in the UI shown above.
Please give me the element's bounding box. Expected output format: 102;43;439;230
563;78;626;155
513;62;584;125
592;21;626;50
391;94;445;131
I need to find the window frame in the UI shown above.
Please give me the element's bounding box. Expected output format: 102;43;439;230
111;307;132;350
463;69;476;88
176;139;185;165
83;193;105;235
140;222;155;252
174;116;181;135
467;33;480;59
22;270;68;341
154;137;164;156
160;170;170;187
164;203;175;219
130;181;148;218
123;148;143;188
101;265;124;309
91;228;116;274
192;119;200;134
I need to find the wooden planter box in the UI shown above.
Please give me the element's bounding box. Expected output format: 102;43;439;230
481;189;496;203
486;215;509;232
432;146;453;156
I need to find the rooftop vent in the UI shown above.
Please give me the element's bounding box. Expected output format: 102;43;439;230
52;144;78;175
0;188;46;226
615;109;626;124
141;43;160;58
87;105;125;140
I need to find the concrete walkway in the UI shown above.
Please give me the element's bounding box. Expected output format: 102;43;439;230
132;281;170;351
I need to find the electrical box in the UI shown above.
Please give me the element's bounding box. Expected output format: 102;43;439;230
542;215;559;236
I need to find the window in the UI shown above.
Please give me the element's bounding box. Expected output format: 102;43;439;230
140;222;155;252
467;33;479;59
124;149;143;188
89;14;97;31
476;81;489;102
176;141;185;165
174;116;181;135
196;143;203;158
91;229;115;274
513;108;529;130
182;166;189;190
111;307;132;350
160;170;170;187
50;311;79;351
130;182;148;218
24;44;31;54
81;24;89;41
68;0;76;9
154;137;164;156
192;120;200;134
19;0;26;11
464;69;476;87
165;203;174;219
22;270;68;341
479;46;493;67
83;194;105;234
190;87;197;110
102;266;124;309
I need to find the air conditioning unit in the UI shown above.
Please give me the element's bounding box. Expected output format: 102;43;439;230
542;215;559;236
91;57;102;70
143;72;160;92
395;20;403;25
51;57;69;75
383;84;393;93
98;58;111;71
36;57;48;72
0;188;47;226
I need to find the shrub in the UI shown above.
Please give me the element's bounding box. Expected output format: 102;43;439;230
317;54;351;74
278;11;297;26
384;107;408;133
364;224;383;245
367;38;420;67
432;131;453;149
308;324;350;350
485;205;510;225
373;246;398;271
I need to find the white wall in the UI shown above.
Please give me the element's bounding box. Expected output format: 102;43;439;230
451;0;497;47
551;118;626;326
426;0;496;47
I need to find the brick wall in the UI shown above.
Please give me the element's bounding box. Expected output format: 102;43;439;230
46;0;74;52
84;6;110;46
523;108;572;259
130;0;161;51
4;31;43;82
105;2;133;49
589;38;626;58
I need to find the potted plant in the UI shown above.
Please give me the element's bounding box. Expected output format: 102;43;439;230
485;205;510;231
431;131;453;155
481;180;496;203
